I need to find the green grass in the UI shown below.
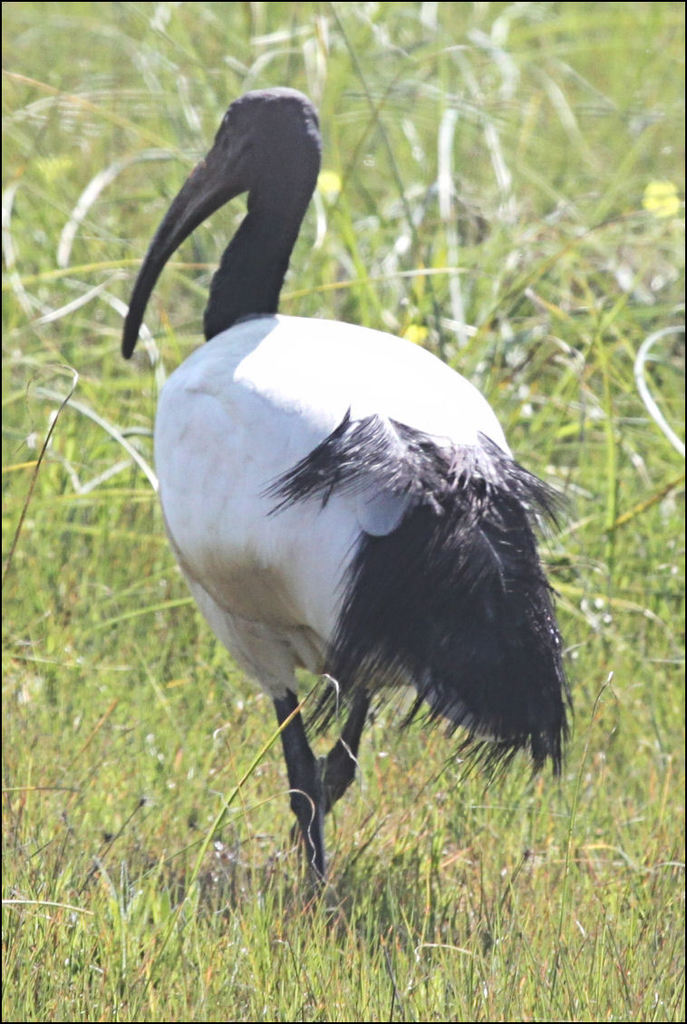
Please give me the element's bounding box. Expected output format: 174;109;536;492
2;2;684;1020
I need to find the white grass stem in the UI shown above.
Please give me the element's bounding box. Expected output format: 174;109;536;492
634;326;685;458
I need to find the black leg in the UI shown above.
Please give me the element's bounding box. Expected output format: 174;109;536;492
273;690;326;880
322;689;370;812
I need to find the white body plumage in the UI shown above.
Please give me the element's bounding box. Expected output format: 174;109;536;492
155;314;508;697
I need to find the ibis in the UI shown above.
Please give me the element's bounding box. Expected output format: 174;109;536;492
122;87;569;882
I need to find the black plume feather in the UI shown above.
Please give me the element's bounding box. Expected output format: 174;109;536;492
269;414;570;773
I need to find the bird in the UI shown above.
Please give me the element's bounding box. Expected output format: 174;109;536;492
122;87;570;883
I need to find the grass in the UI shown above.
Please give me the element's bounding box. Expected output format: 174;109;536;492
2;1;685;1020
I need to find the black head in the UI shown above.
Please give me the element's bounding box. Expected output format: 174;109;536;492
122;88;321;358
211;88;320;202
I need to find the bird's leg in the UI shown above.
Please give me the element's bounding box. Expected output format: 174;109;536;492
322;689;370;813
273;690;326;880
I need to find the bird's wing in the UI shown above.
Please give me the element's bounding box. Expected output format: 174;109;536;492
354;485;411;536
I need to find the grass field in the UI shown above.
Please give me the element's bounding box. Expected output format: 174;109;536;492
2;2;685;1020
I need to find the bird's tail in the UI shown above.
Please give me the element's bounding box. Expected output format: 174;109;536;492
270;414;571;773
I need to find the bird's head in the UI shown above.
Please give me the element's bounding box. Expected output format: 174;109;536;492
122;88;321;358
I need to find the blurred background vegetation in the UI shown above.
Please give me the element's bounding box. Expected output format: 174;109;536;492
3;3;684;1021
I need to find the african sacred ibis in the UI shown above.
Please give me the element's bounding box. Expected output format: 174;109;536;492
122;87;570;882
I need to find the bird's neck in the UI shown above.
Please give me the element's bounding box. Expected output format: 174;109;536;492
203;195;305;341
